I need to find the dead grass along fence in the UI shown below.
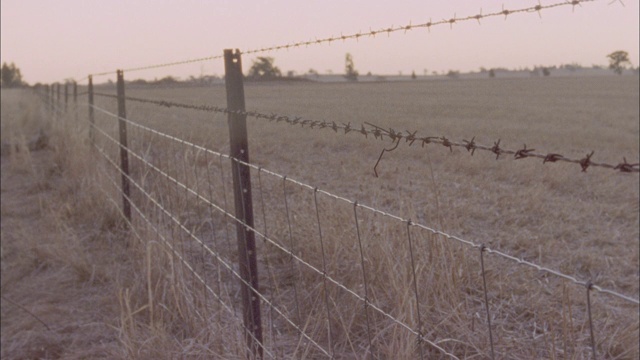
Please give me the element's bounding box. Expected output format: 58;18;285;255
31;1;638;357
35;47;639;358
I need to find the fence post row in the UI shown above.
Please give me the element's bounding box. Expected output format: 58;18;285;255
44;84;50;114
224;48;263;358
73;81;78;121
64;82;68;112
116;70;132;223
56;83;60;110
88;76;95;143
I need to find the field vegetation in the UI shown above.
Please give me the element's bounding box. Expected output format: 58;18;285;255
2;75;638;358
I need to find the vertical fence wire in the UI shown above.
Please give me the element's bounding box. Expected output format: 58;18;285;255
479;245;496;360
313;188;335;359
353;202;374;357
65;91;638;359
257;169;280;359
586;282;597;360
282;176;303;329
405;220;425;360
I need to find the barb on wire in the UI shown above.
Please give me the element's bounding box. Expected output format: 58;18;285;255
373;138;400;178
60;0;608;84
614;157;639;173
514;144;535;159
241;0;598;56
89;94;639;174
85;102;640;306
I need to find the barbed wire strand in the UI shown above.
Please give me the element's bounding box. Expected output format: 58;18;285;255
87;102;639;307
90;118;331;358
91;92;640;174
94;141;288;359
77;0;603;81
242;0;598;56
90;55;224;78
88;103;461;358
94;150;275;360
87;101;638;358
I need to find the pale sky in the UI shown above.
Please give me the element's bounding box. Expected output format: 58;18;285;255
1;0;638;84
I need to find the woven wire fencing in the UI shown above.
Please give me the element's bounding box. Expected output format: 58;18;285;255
37;1;639;358
37;78;638;359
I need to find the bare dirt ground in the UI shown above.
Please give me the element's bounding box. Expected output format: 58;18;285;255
1;147;122;358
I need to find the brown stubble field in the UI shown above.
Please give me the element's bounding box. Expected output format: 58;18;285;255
2;74;639;359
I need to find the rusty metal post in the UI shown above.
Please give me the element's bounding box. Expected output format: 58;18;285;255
88;76;95;143
116;70;132;222
224;49;263;358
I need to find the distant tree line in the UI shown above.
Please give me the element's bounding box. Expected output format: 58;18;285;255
7;50;634;89
1;62;27;88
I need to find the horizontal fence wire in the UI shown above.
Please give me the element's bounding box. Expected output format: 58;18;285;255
88;103;466;358
92;92;640;174
75;0;603;81
87;102;640;307
92;143;278;359
34;85;639;357
90;55;224;78
241;0;598;55
89;108;334;358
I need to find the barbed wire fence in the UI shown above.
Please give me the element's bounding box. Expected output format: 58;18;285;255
33;0;639;358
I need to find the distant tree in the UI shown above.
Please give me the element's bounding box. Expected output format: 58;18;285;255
446;70;459;79
411;70;417;80
130;79;148;86
607;50;631;75
286;70;295;78
307;68;319;78
344;53;358;81
488;69;495;78
155;76;179;85
247;57;282;80
1;62;25;88
542;67;551;76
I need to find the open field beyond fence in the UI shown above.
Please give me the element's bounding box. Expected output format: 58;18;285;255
2;0;639;358
10;72;635;359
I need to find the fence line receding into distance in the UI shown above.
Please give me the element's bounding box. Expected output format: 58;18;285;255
33;0;639;358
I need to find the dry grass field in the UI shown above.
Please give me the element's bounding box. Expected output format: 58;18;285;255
2;75;638;359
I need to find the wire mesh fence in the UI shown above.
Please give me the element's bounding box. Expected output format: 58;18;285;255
34;84;638;358
32;0;639;357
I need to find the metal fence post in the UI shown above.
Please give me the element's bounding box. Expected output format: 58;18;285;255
45;84;51;114
64;82;68;112
73;81;78;122
88;76;95;143
224;48;263;358
56;83;60;111
116;70;132;223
